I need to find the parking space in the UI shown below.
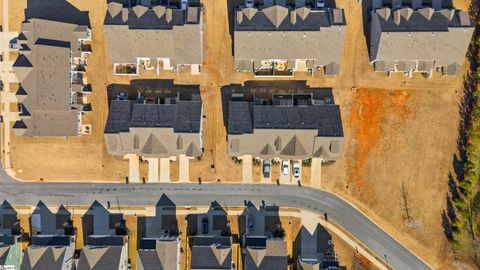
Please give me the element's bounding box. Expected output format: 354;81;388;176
178;154;190;182
159;158;170;182
125;154;140;183
311;158;322;187
145;158;159;182
279;160;291;184
242;155;253;183
261;159;271;183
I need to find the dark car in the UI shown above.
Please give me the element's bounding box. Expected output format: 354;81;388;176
201;218;209;234
262;160;271;178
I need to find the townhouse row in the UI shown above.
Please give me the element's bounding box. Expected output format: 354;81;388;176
0;199;339;270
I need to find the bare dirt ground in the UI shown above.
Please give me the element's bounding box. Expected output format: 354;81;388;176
6;0;475;268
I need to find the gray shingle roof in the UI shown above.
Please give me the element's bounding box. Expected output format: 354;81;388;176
104;3;202;65
77;246;125;270
137;239;179;270
244;238;287;270
370;7;474;71
104;96;203;158
234;6;346;71
12;19;89;136
227;93;343;160
191;236;232;270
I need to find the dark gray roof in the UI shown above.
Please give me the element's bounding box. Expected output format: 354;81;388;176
227;101;343;137
234;6;346;68
244;238;287;270
105;100;202;133
104;3;202;65
77;246;124;270
12;19;89;136
370;7;474;69
191;236;232;270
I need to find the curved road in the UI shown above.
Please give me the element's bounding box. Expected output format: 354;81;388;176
0;169;430;270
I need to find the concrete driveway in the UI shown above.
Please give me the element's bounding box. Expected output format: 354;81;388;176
279;160;290;184
242;155;253;183
178;154;190;182
159;158;170;182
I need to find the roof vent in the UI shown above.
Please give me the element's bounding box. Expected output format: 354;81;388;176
237;11;243;23
166;8;173;23
290;10;297;24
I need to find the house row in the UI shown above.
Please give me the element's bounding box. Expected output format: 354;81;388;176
10;0;473;135
0;199;341;270
102;81;343;168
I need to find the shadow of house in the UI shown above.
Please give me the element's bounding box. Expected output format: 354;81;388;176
24;0;90;26
188;201;233;270
21;201;76;270
0;201;22;270
294;224;342;270
77;201;129;270
239;202;287;270
137;194;180;270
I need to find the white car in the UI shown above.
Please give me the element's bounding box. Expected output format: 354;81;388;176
316;0;325;8
245;0;254;7
293;162;300;179
282;161;289;175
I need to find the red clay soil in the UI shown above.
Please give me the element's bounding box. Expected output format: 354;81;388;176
347;88;412;194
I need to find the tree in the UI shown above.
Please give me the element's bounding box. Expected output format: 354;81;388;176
400;181;412;222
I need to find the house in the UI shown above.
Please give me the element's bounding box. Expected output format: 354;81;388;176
242;204;287;270
21;202;75;270
137;195;180;270
188;202;233;270
76;201;129;270
295;225;340;270
226;83;343;162
104;82;203;182
190;237;233;270
104;2;203;75
234;5;346;76
369;5;474;76
0;201;22;270
12;18;92;136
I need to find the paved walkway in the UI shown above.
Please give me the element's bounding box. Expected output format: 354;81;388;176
242;155;252;183
0;0;19;170
159;158;170;182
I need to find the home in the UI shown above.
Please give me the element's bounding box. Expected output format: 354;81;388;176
226;82;343;162
241;203;288;270
369;3;474;77
0;201;22;270
295;225;341;270
104;81;203;183
21;202;75;270
104;2;203;76
12;18;92;136
234;4;346;76
76;201;129;270
188;202;233;270
137;195;180;270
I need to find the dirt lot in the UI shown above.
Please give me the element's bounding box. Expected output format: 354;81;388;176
6;0;475;268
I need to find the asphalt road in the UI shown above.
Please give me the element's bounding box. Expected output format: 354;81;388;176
0;170;431;270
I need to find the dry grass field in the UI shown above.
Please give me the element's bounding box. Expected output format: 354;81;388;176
6;0;476;268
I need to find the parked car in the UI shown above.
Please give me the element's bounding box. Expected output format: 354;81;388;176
282;160;289;175
263;160;270;178
245;0;254;7
248;215;254;230
316;0;325;8
293;162;300;179
202;218;209;234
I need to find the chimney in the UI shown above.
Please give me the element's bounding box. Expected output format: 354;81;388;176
166;8;173;23
393;10;401;25
237;11;243;24
290;10;297;24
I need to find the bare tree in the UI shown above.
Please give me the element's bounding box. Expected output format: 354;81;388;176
401;181;412;222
